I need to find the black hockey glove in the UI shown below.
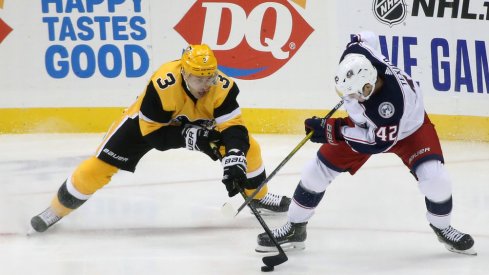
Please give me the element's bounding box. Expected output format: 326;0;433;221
221;149;247;197
182;126;222;161
305;117;346;144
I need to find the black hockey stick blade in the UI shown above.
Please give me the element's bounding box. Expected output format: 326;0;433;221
262;252;288;267
243;191;289;268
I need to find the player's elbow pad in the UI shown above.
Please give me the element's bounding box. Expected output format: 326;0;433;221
221;125;250;153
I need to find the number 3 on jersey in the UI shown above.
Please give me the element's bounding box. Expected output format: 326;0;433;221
156;73;230;89
376;125;398;141
156;73;176;89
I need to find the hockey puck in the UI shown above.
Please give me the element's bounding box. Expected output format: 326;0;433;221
261;265;274;272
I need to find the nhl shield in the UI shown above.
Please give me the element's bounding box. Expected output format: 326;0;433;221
372;0;407;27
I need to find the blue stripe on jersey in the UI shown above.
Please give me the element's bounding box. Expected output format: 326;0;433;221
425;196;452;216
293;182;325;209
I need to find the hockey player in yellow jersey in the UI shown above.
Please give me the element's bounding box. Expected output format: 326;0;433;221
30;44;291;233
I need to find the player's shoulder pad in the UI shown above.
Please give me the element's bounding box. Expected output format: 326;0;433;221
150;60;182;92
215;69;236;93
213;73;240;118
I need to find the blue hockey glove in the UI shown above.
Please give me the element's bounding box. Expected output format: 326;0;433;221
305;117;345;145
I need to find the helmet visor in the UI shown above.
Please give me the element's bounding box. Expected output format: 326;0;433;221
341;83;375;102
184;72;218;98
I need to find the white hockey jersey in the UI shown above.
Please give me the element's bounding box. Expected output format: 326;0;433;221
339;33;425;154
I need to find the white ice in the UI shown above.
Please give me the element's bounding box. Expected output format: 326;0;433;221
0;134;488;275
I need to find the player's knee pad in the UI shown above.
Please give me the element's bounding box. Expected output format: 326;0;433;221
300;157;339;193
292;181;325;209
244;165;265;190
57;157;118;209
425;195;452;219
72;157;118;194
416;160;452;202
245;135;263;173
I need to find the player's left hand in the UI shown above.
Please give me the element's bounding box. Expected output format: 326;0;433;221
182;126;222;161
221;149;247;197
305;117;345;145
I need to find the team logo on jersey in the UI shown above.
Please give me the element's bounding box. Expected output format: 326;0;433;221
171;116;216;130
372;0;407;27
378;102;395;118
174;0;314;80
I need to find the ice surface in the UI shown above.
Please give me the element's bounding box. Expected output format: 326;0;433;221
0;134;488;275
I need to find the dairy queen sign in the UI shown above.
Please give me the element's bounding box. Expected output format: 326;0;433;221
174;0;314;80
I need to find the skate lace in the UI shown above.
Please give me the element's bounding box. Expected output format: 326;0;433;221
440;226;464;242
39;208;62;225
272;222;292;238
260;193;282;206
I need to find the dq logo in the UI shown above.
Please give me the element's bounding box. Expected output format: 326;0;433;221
174;0;314;80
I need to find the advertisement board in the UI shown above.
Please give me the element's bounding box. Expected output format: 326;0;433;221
337;0;489;117
0;0;488;140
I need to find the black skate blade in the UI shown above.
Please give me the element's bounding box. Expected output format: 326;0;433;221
256;242;305;253
251;208;288;216
445;245;477;256
262;253;288;267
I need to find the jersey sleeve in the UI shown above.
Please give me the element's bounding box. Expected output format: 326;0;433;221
138;81;184;151
214;82;250;154
139;81;173;127
350;31;380;52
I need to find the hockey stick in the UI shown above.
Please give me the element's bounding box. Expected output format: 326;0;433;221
228;99;344;217
237;186;288;269
212;146;288;270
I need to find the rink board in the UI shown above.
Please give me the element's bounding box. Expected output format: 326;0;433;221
1;107;488;142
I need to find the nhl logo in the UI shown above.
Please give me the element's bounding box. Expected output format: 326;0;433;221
372;0;407;27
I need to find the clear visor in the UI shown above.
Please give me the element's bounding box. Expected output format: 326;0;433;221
341;83;374;102
185;72;218;90
343;92;364;101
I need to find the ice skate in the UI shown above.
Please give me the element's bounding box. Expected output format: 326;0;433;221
256;221;307;252
29;207;62;234
430;224;477;256
250;193;291;215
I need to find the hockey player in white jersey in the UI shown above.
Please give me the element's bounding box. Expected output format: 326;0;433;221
256;31;476;256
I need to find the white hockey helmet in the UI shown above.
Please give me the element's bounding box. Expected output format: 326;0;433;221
334;53;377;101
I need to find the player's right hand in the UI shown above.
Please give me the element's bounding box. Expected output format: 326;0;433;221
182;126;222;161
305;117;345;145
221;149;247;197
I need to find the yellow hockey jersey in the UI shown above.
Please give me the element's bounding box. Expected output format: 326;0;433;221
124;60;250;153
